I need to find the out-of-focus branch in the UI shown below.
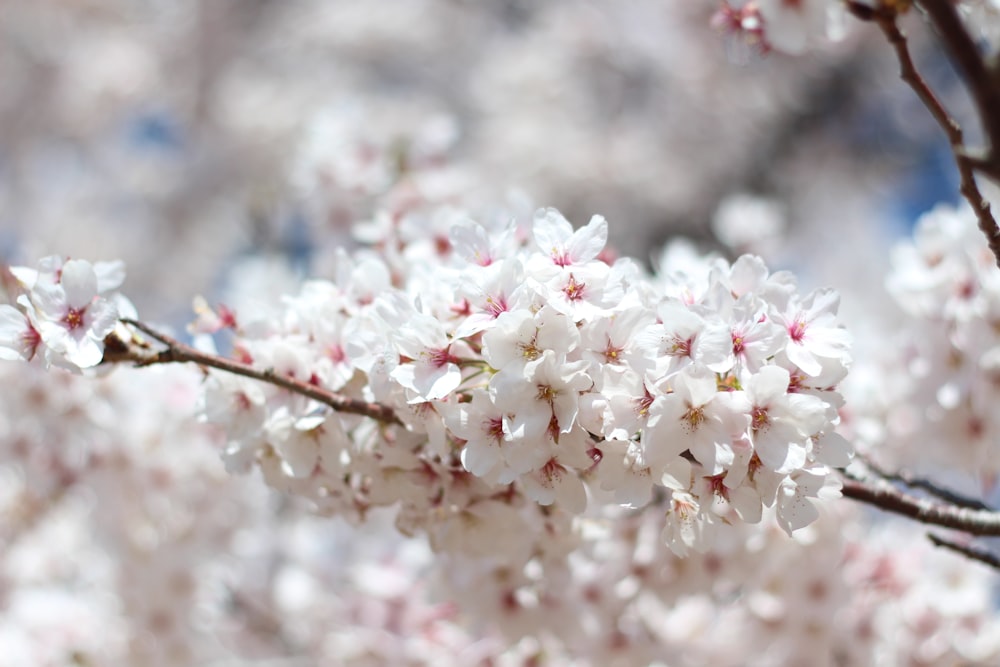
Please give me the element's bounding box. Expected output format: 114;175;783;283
916;0;1000;177
108;319;403;426
840;471;1000;536
856;453;991;510
928;533;1000;570
846;1;1000;266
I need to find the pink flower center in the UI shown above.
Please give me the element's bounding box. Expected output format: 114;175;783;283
682;406;706;432
485;295;508;318
63;307;86;330
788;319;806;343
540;457;566;484
485;416;504;443
429;346;460;368
637;390;654;417
563;273;586;301
603;340;624;364
706;473;728;500
751;406;770;432
21;325;41;360
731;331;746;355
669;336;693;358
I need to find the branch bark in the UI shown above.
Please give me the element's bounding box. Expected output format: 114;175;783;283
109;319;402;426
840;472;1000;536
928;533;1000;569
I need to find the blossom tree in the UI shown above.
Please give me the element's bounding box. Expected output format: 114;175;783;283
4;1;1000;665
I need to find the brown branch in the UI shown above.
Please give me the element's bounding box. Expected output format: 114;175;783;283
856;453;991;510
846;1;1000;267
112;319;402;426
840;472;1000;536
928;533;1000;570
916;0;1000;170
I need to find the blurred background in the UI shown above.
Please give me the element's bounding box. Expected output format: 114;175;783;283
0;0;973;318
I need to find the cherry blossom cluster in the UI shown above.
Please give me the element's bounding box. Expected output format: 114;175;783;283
0;210;854;557
167;205;851;556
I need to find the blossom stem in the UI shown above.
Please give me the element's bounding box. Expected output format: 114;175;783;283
113;319;403;425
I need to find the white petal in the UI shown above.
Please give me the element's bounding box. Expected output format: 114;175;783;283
60;260;98;308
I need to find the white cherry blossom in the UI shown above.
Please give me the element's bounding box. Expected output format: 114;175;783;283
27;259;119;368
746;365;828;473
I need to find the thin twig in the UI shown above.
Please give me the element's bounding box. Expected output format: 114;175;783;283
856;454;991;510
847;1;1000;267
928;533;1000;570
113;319;402;426
840;471;1000;536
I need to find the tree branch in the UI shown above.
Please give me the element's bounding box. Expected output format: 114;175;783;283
856;454;991;510
110;319;402;426
840;471;1000;536
928;533;1000;570
846;1;1000;266
916;0;1000;172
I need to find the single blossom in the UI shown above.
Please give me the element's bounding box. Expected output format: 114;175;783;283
30;259;120;368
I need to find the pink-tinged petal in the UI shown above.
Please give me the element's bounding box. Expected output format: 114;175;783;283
60;259;98;308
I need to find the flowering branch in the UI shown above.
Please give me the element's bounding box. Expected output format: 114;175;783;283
847;0;1000;267
111;318;403;426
